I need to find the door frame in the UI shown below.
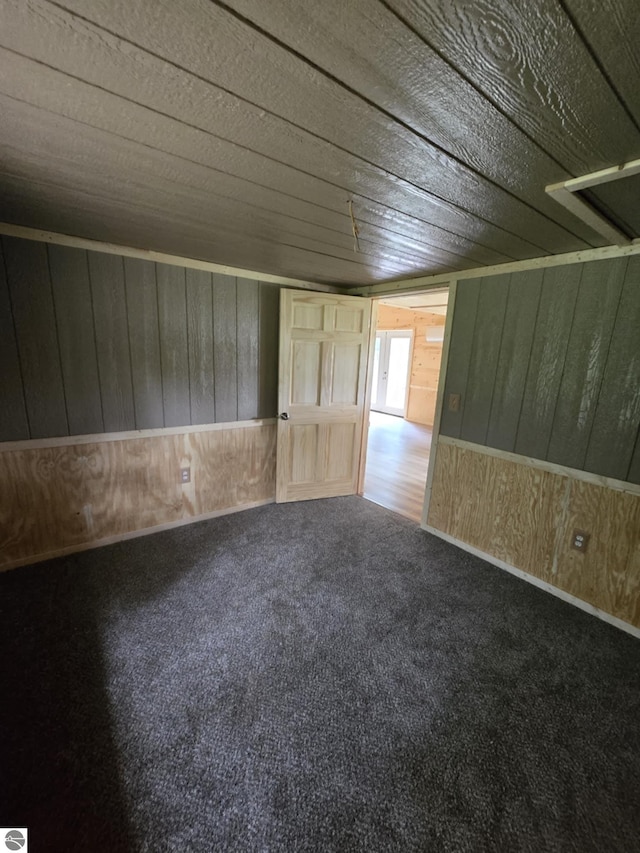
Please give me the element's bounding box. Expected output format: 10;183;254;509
356;286;456;526
357;300;378;495
420;281;457;526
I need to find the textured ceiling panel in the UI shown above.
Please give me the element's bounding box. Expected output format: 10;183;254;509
0;0;638;286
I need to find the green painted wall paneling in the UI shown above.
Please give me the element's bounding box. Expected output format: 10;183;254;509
185;268;215;426
0;239;30;441
0;236;281;441
485;269;543;452
440;257;640;484
584;255;640;482
628;436;640;486
546;258;626;469
258;283;280;419
124;257;164;430
3;237;69;438
438;277;481;438
88;250;136;432
156;263;190;428
49;244;104;436
459;274;509;445
212;273;239;424
237;279;260;421
514;264;582;460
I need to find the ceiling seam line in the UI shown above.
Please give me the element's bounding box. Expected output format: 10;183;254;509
0;119;470;270
376;0;585;178
41;3;562;251
0;84;539;264
0;48;535;260
0;84;491;264
0;81;512;267
375;0;636;245
0;46;514;258
206;0;595;244
557;0;640;136
0;171;412;281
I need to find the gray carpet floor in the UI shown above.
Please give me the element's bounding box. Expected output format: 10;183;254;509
1;496;639;852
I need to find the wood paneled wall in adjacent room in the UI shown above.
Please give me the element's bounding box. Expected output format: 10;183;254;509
0;421;277;570
427;439;640;630
439;255;640;484
0;235;280;441
376;304;445;425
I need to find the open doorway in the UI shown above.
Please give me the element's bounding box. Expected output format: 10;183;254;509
362;288;449;521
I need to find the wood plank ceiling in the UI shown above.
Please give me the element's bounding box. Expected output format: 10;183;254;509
0;0;638;287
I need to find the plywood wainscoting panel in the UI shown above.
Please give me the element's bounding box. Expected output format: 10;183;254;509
427;439;640;630
0;421;276;570
558;480;640;628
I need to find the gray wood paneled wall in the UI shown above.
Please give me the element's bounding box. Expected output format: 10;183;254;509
441;256;640;484
0;236;280;441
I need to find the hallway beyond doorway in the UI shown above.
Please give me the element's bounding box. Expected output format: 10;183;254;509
362;411;431;522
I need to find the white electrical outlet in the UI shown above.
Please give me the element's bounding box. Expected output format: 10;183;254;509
571;529;590;552
180;467;191;484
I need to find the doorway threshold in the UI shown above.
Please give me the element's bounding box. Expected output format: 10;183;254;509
362;412;431;523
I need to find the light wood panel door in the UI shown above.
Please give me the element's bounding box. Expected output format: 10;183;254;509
276;290;372;502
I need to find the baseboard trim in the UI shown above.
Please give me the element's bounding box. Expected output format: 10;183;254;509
1;498;275;573
423;524;640;641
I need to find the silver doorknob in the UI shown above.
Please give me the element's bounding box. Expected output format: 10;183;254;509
279;412;289;420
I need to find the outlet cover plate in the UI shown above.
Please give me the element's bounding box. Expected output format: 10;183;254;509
571;529;590;552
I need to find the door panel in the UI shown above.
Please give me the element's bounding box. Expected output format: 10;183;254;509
335;306;364;332
291;341;321;404
331;343;361;404
277;290;372;502
290;424;318;484
293;302;324;329
326;422;356;481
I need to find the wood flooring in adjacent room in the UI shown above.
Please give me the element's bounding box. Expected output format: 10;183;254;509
362;410;431;522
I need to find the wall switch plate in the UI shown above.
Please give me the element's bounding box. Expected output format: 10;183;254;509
571;529;590;552
448;393;461;412
180;467;191;484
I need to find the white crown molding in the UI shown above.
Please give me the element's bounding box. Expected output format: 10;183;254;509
0;222;341;293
